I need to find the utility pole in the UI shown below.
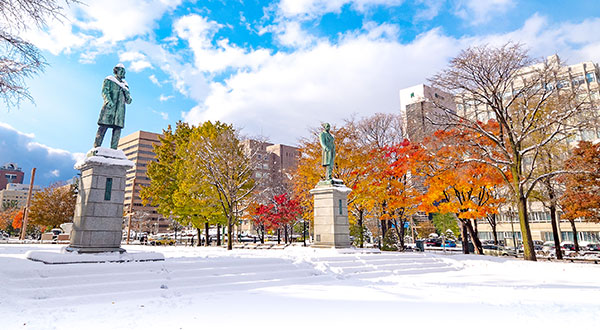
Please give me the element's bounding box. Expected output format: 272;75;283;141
20;168;36;240
126;177;136;244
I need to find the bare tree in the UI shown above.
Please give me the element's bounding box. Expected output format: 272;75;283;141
429;43;589;261
0;0;77;108
190;127;260;250
350;112;405;149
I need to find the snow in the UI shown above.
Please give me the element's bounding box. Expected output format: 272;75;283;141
26;249;164;264
105;75;129;91
74;147;134;169
1;244;599;330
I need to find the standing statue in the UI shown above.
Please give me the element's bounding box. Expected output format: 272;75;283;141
94;63;132;149
319;123;335;181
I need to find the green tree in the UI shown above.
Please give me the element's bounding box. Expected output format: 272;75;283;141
432;213;459;237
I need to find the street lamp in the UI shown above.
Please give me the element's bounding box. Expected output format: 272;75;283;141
509;207;517;253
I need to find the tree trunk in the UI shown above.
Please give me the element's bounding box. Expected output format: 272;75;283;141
261;224;265;244
517;194;536;261
358;209;364;248
569;219;580;252
490;214;498;245
461;220;469;254
277;228;281;244
284;224;289;244
465;220;483;255
204;221;209;247
380;219;388;250
549;203;563;260
216;223;221;246
196;227;202;247
399;219;406;251
227;217;233;250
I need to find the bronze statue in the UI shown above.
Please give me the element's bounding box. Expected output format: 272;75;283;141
319;123;335;181
94;63;132;149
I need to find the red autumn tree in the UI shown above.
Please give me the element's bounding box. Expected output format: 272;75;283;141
559;141;600;252
249;193;302;244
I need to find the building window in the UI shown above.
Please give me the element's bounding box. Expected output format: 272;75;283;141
586;72;596;83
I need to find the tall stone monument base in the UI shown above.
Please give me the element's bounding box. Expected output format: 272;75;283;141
310;180;352;248
67;147;134;253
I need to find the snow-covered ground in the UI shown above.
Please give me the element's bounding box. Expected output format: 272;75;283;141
1;244;598;330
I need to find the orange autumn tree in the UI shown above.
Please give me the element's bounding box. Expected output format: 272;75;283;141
419;127;506;254
12;209;24;230
364;139;424;250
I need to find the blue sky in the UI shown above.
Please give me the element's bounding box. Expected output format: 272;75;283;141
1;0;600;186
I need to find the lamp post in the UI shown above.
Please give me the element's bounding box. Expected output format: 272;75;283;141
303;219;307;247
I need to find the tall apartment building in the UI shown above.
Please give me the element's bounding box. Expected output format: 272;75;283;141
0;163;24;190
118;131;169;234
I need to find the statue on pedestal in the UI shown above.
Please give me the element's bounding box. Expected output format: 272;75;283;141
319;123;335;181
94;63;132;149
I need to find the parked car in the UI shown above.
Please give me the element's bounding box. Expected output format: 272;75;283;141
149;234;175;246
442;240;456;248
541;241;556;256
585;243;600;252
482;244;518;257
425;238;441;247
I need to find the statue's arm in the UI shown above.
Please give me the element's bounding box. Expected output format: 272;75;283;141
319;132;329;151
102;79;114;108
124;88;132;104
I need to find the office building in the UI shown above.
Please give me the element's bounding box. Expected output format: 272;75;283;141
118;131;169;234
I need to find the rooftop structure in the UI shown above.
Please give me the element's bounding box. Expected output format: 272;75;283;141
0;163;24;190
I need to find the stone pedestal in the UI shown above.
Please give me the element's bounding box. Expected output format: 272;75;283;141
67;147;133;253
310;181;352;248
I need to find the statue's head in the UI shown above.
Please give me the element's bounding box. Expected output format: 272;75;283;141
322;123;331;132
113;63;126;80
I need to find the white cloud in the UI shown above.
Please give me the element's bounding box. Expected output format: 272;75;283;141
177;14;600;145
454;0;515;25
20;0;182;57
414;0;445;21
183;28;458;144
119;51;153;72
152;110;169;120
173;14;272;73
159;94;174;102
277;0;405;20
273;21;318;48
51;169;60;177
149;74;161;87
